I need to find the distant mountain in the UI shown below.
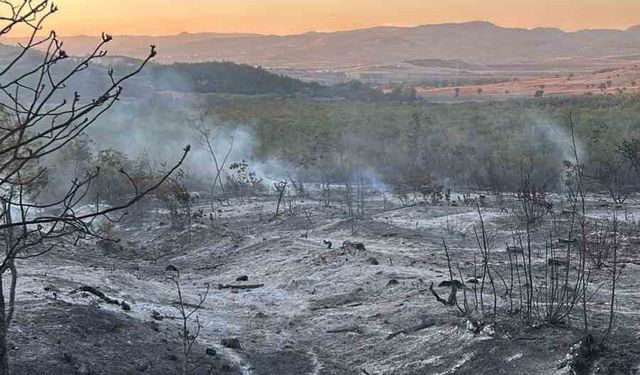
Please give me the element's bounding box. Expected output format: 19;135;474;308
142;61;414;100
17;32;263;62
0;41;413;101
148;61;320;95
7;21;640;69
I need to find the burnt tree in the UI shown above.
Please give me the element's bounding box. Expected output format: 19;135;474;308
0;1;189;373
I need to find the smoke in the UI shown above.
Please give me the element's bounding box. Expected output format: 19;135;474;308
46;84;587;196
519;115;585;189
27;52;589;196
78;92;293;191
525;118;584;164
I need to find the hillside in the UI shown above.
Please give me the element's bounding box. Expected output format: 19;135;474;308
142;62;413;100
8;21;640;69
149;61;320;95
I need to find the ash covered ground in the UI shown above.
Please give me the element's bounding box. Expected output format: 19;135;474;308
7;191;640;375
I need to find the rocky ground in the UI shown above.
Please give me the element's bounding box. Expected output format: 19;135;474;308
6;191;640;374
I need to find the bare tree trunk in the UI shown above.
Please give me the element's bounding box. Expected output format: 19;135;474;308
273;181;287;219
608;211;618;333
0;275;8;375
0;199;12;375
190;119;235;210
0;4;188;374
570;113;589;334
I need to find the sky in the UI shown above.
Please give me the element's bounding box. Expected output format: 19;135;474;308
20;0;640;36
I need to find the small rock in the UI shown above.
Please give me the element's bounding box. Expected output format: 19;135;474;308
466;320;476;332
387;279;399;286
236;275;249;282
343;241;366;252
366;257;379;265
466;319;485;334
151;310;164;321
221;338;242;350
482;324;495;336
165;264;179;273
43;285;60;292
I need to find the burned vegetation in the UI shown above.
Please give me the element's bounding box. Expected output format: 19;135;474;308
0;1;639;375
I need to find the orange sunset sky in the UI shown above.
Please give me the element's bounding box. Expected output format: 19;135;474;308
24;0;640;36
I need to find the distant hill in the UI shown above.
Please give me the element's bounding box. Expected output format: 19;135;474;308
8;21;640;68
144;61;415;100
0;43;414;101
150;61;319;95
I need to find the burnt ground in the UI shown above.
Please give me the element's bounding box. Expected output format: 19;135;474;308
10;300;241;375
5;192;640;374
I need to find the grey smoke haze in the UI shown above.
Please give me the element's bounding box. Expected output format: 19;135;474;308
0;42;279;187
6;45;587;195
522;116;585;188
83;94;294;188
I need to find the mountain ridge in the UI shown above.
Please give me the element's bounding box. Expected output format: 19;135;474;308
41;21;640;38
6;21;640;68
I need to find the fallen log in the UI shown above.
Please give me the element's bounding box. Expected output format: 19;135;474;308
194;263;224;271
217;283;264;290
79;285;131;311
327;325;362;334
386;317;436;340
438;280;464;288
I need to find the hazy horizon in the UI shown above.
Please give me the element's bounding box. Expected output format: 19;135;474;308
34;19;640;39
12;0;640;37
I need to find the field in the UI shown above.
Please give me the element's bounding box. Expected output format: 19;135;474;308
416;64;640;101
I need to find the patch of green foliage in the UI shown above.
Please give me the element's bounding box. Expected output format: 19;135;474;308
202;93;640;193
